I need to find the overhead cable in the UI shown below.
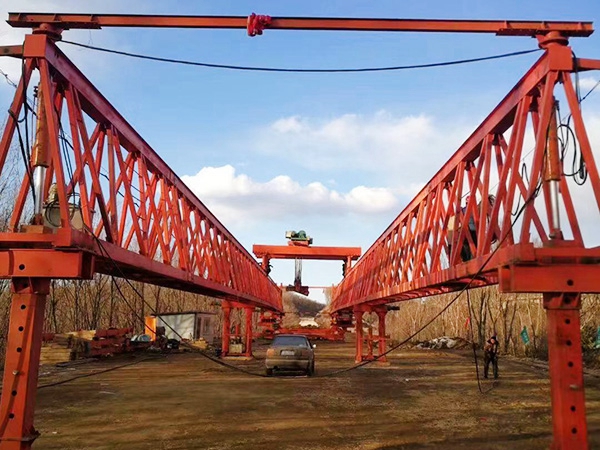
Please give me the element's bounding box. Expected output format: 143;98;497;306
59;40;541;73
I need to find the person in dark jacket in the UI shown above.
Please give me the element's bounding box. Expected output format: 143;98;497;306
483;334;499;379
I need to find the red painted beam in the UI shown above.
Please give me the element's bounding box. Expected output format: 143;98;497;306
253;244;361;260
7;13;594;37
0;44;23;57
499;264;600;293
23;35;232;241
0;34;282;313
331;41;600;312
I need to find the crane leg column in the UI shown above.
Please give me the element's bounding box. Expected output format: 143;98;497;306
544;293;588;450
0;278;50;450
376;309;388;363
244;306;254;358
221;301;231;357
354;309;364;363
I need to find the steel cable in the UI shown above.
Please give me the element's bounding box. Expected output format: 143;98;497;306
80;166;538;380
59;40;540;73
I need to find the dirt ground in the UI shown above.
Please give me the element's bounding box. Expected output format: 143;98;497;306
25;340;600;449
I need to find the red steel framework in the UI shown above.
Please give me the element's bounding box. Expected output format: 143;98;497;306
331;33;600;450
252;243;361;272
0;32;283;450
0;12;598;450
252;242;361;342
5;13;594;37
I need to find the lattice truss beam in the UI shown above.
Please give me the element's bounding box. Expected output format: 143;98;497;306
0;34;282;311
331;41;600;312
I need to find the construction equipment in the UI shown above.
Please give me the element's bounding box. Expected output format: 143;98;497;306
254;231;361;295
0;11;598;450
286;230;313;246
256;231;361;296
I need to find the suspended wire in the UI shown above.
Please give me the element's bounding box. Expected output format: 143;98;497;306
98;172;141;208
7;110;36;205
324;183;539;378
80;167;540;381
558;115;587;185
57;116;76;188
87;228;274;378
59;40;541;73
0;121;543;403
37;356;162;389
580;79;600;103
0;38;576;385
572;51;582;104
1;65;36;205
558;62;589;186
0;65;121;215
21;61;31;175
466;289;496;394
0;67;36;112
0;68;17;88
467;58;599;211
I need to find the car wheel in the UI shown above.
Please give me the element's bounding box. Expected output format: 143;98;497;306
307;362;315;377
266;368;274;377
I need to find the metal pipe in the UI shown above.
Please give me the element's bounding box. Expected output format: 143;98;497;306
549;180;561;237
546;101;562;239
32;166;46;216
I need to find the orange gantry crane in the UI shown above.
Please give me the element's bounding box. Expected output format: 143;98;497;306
0;12;597;450
252;231;360;342
253;230;361;295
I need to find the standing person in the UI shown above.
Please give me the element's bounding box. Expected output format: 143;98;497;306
483;334;499;379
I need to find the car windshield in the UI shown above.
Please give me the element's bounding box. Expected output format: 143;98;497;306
272;336;309;347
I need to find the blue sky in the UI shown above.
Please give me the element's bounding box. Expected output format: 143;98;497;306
1;1;600;302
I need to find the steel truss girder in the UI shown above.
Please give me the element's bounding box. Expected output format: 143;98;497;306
331;44;600;312
0;34;282;311
330;39;600;450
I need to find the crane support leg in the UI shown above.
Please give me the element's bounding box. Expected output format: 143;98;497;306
376;309;388;363
544;293;588;450
0;278;50;450
244;306;254;358
354;309;364;363
221;301;231;357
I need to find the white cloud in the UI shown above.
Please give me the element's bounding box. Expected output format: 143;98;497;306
182;165;400;225
255;110;471;184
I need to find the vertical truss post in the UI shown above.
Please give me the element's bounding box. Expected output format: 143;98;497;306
376;308;388;363
346;257;353;271
0;278;50;450
261;256;270;274
354;308;364;363
221;301;231;357
544;293;588;450
244;306;254;358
